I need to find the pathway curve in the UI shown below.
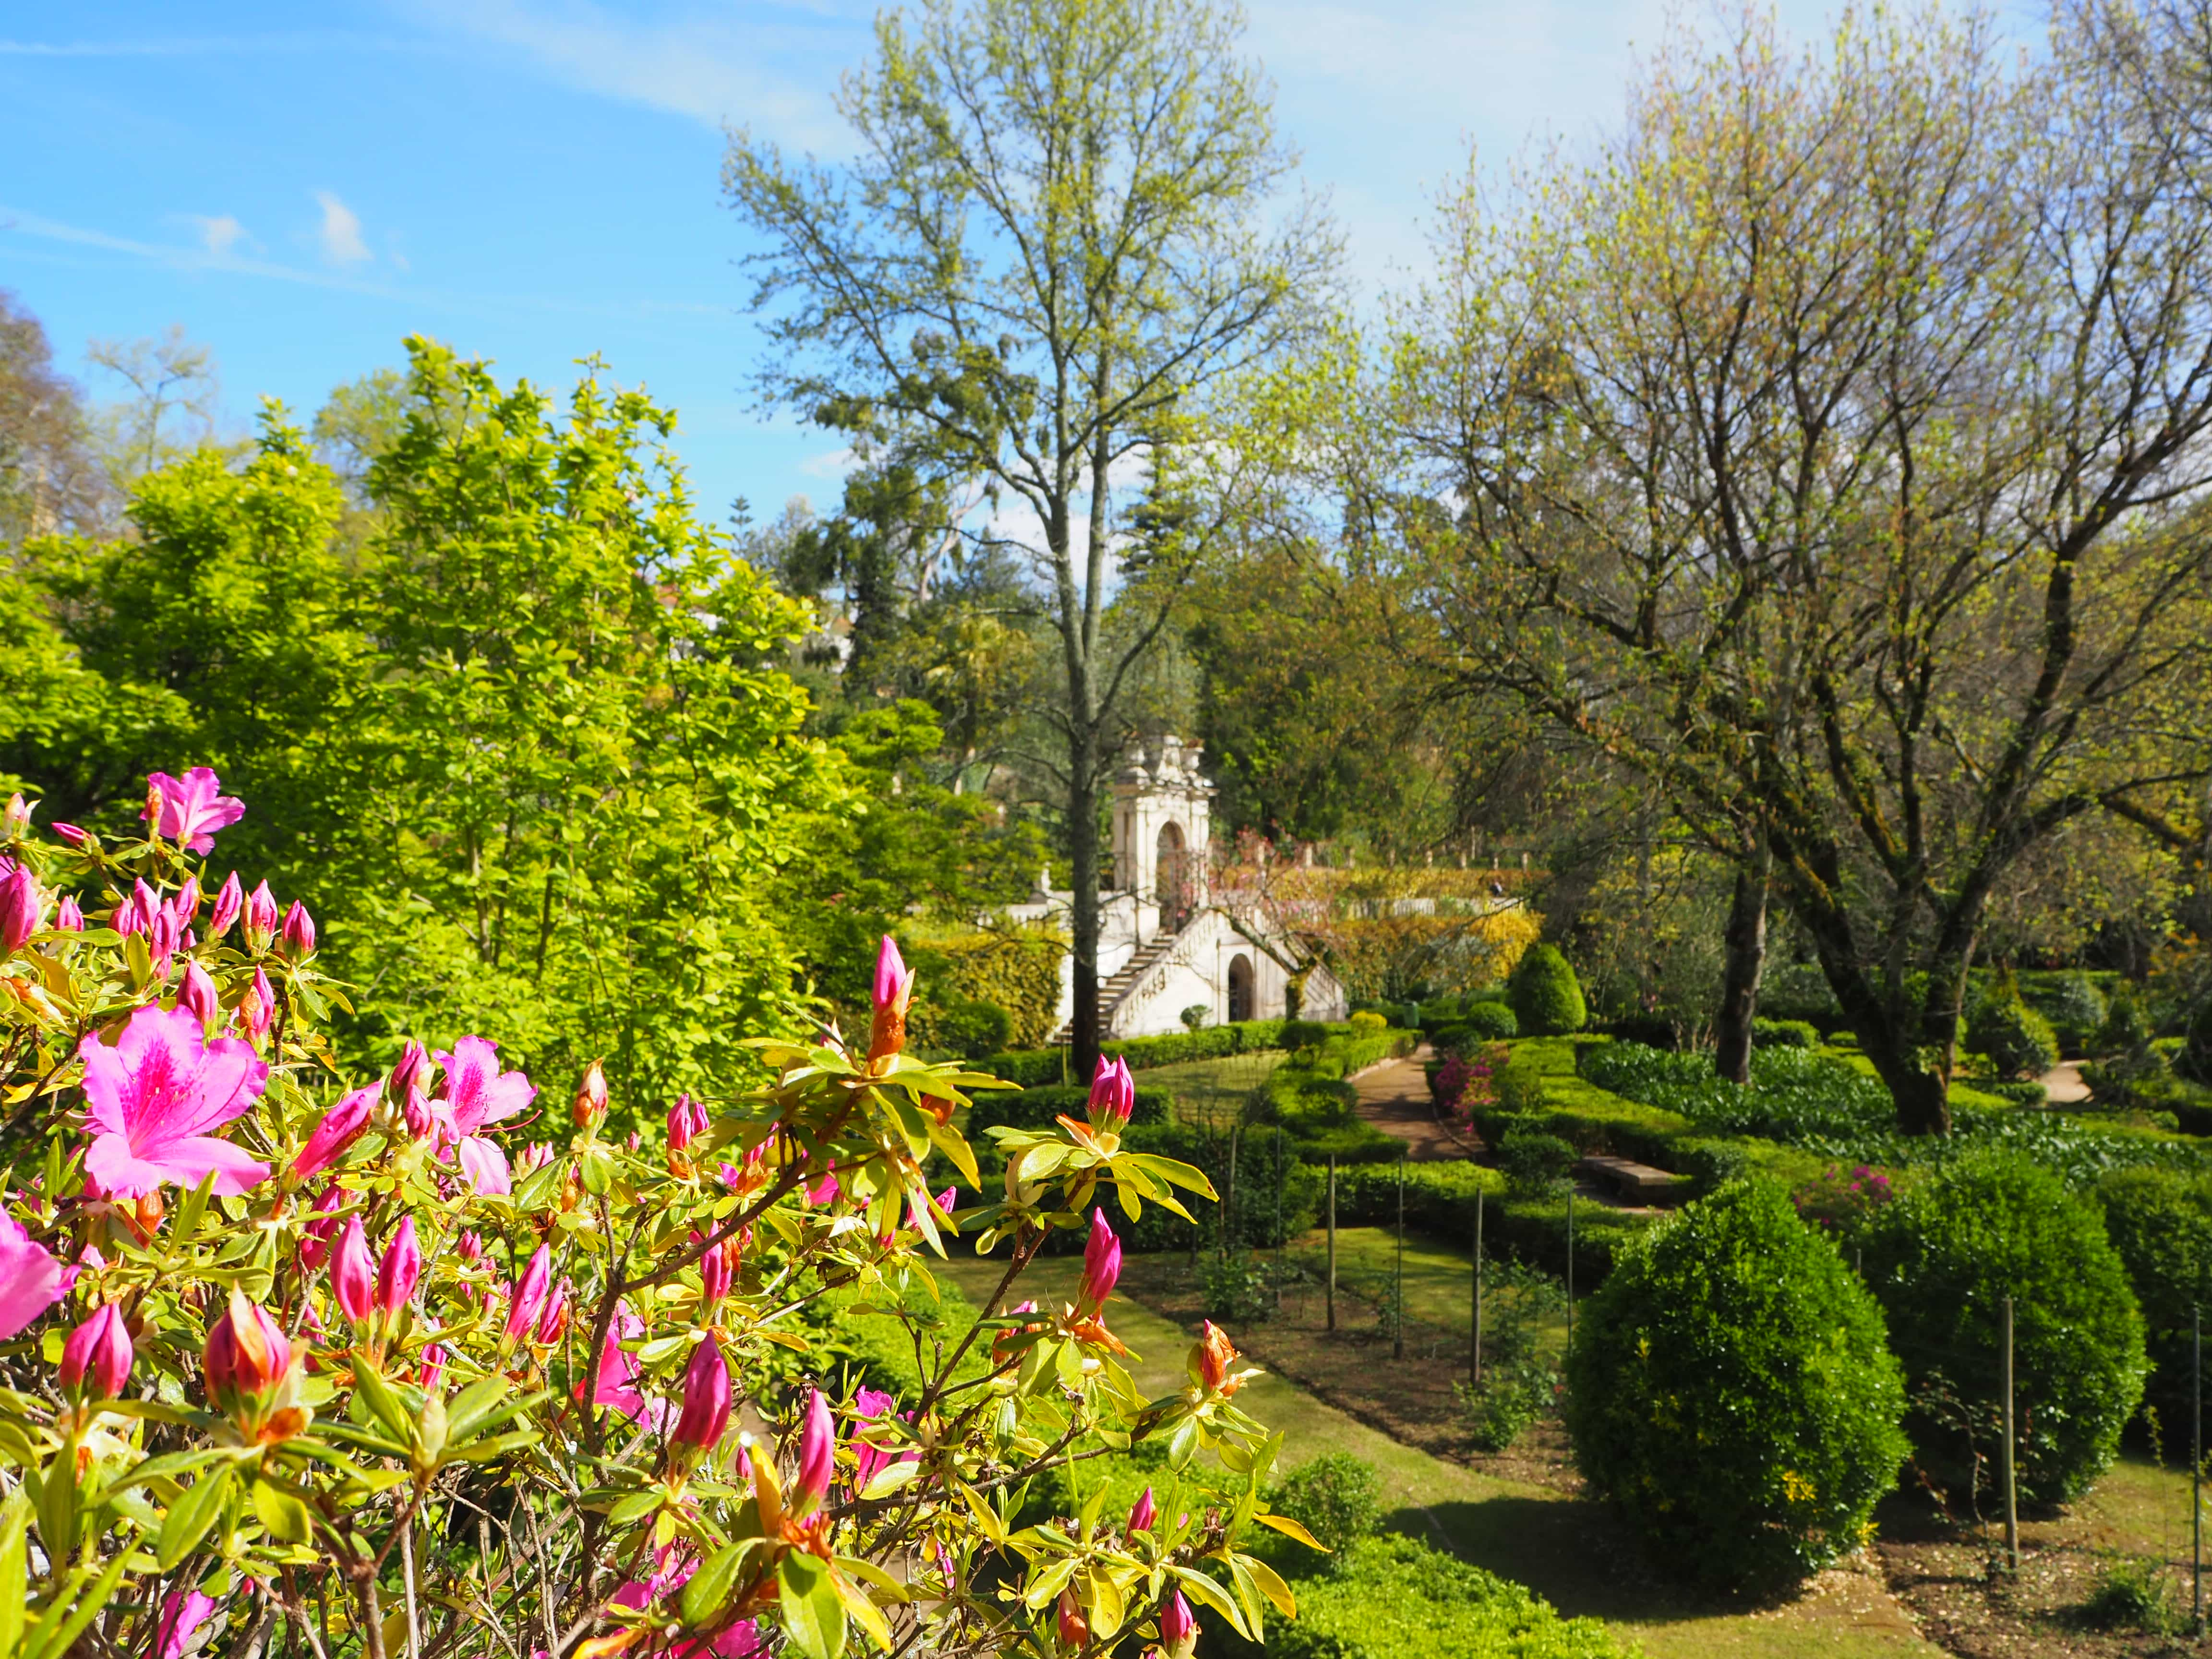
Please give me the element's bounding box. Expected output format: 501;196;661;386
1350;1047;1471;1161
2038;1059;2091;1104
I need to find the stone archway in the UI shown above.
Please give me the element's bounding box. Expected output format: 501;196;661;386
1227;952;1255;1023
1156;819;1189;931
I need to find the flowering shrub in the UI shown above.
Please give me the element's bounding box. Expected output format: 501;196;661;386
1791;1164;1894;1239
1431;1044;1506;1130
0;773;1307;1658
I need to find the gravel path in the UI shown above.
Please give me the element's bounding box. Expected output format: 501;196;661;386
1350;1047;1476;1162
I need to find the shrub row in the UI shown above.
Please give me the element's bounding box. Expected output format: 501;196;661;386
1327;1158;1654;1286
975;1017;1298;1085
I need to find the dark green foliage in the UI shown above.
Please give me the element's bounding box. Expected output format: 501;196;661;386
2098;988;2154;1060
1268;1453;1381;1573
929;998;1010;1058
1758;962;1846;1030
2077;1558;2183;1635
1565;1181;1909;1589
2182;998;2212;1086
1966;992;2060;1081
974;1017;1293;1087
1985;1080;2049;1107
1752;1017;1819;1050
1498;1130;1576;1198
1507;945;1587;1036
2092;1166;2212;1429
1674;1137;1750;1195
966;1083;1175;1137
1280;1019;1332;1051
1330;1160;1654;1286
1264;1536;1628;1659
1199;1253;1274;1322
1863;1154;2147;1507
1495;1050;1548;1114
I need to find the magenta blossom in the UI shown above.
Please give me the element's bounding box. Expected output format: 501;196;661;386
142;768;244;855
377;1217;421;1315
795;1385;835;1509
292;1086;376;1181
176;960;220;1029
432;1036;535;1196
1077;1208;1121;1316
55;894;84;932
582;1301;671;1429
0;1214;75;1339
1086;1054;1136;1127
153;1588;219;1659
503;1245;552;1344
241;968;275;1043
673;1333;731;1451
331;1216;375;1325
850;1386;919;1488
297;1185;344;1271
242;880;279;951
280;900;316;960
1128;1485;1157;1532
1160;1589;1197;1655
208;871;241;938
805;1164;840;1207
0;860;42;954
60;1302;133;1398
668;1093;709;1150
78;1002;271;1199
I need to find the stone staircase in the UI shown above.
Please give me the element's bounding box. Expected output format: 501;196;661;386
1050;932;1180;1046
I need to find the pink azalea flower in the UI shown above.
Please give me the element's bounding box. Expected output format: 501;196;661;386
0;859;43;955
207;872;241;938
805;1164;839;1207
153;1587;219;1659
433;1036;535;1196
292;1087;376;1180
141;768;244;855
795;1386;835;1509
850;1386;918;1487
0;1214;75;1338
54;895;84;932
77;1003;271;1199
673;1334;731;1450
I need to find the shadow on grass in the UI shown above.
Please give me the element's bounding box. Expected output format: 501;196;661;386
1409;1496;1835;1629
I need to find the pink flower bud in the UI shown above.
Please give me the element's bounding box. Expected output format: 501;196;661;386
672;1333;731;1450
868;935;915;1063
146;898;182;975
1077;1208;1121;1316
208;872;241;938
279;901;315;960
55;895;83;932
795;1385;835;1508
1160;1589;1197;1651
696;1231;733;1306
388;1039;429;1102
455;1230;483;1264
60;1303;133;1398
242;880;279;951
668;1093;708;1150
297;1185;344;1270
331;1215;374;1325
534;1281;569;1346
1129;1486;1157;1532
51;822;88;847
204;1287;291;1404
241;968;275;1042
293;1087;375;1180
0;861;43;954
1058;1588;1089;1647
573;1059;609;1129
174;874;202;924
1;793;25;835
1087;1055;1136;1127
177;959;220;1028
503;1245;551;1343
377;1217;421;1315
419;1343;446;1390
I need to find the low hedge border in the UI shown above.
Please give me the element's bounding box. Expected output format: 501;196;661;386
976;1017;1299;1085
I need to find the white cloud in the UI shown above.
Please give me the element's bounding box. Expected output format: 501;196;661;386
190;214;248;256
314;190;371;265
399;0;855;146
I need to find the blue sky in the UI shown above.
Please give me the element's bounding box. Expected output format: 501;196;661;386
2;0;2014;528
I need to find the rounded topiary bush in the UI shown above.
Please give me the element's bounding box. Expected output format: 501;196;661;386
1863;1153;2147;1509
1507;945;1587;1036
1563;1180;1908;1589
1269;1452;1382;1575
1967;993;2059;1081
2093;1167;2212;1433
2180;998;2212;1086
1459;999;1518;1041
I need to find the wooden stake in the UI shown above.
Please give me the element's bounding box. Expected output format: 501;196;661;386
1472;1187;1485;1386
1326;1154;1337;1333
2002;1294;2019;1574
1394;1150;1406;1361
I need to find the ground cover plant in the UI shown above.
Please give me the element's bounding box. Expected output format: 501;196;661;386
0;773;1311;1658
1565;1181;1909;1591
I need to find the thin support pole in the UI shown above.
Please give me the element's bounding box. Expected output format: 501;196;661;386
1394;1151;1406;1361
2195;1304;2202;1634
2002;1294;2019;1574
1224;1125;1238;1262
1326;1155;1337;1333
1273;1131;1284;1307
1472;1187;1485;1387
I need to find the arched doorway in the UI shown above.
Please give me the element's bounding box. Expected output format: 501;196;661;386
1156;819;1190;931
1227;953;1255;1023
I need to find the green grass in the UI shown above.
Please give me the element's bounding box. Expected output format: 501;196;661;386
922;1252;1942;1658
1283;1225;1570;1356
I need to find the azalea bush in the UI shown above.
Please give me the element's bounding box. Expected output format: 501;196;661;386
0;771;1308;1658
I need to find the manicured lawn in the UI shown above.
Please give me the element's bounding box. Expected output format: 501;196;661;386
930;1251;1942;1658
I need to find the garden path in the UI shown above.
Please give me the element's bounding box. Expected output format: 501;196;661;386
2037;1059;2091;1104
1350;1046;1471;1161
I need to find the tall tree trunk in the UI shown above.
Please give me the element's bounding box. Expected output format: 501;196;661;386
1713;843;1770;1085
1069;737;1102;1081
1784;890;1956;1136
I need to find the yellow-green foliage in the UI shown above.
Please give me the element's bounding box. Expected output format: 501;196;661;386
910;926;1065;1048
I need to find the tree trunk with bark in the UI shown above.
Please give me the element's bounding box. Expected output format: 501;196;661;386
1712;848;1770;1085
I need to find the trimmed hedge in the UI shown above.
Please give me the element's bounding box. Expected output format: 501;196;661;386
1864;1154;2147;1507
974;1017;1296;1086
1264;1536;1628;1659
1967;993;2060;1082
1330;1159;1654;1286
1508;945;1587;1036
1567;1181;1908;1590
1753;1017;1819;1050
2093;1166;2212;1431
966;1083;1176;1138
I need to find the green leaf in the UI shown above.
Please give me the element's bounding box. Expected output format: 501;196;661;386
0;1495;28;1657
156;1466;234;1570
350;1357;414;1442
1252;1513;1327;1552
25;1551;130;1659
679;1542;746;1628
778;1550;846;1659
1170;1566;1251;1640
251;1479;314;1544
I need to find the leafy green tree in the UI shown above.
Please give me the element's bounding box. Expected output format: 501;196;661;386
724;0;1333;1074
0;290;108;543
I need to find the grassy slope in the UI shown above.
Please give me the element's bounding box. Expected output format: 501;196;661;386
927;1252;1942;1659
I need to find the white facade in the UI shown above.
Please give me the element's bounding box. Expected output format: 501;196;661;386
1005;736;1347;1041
